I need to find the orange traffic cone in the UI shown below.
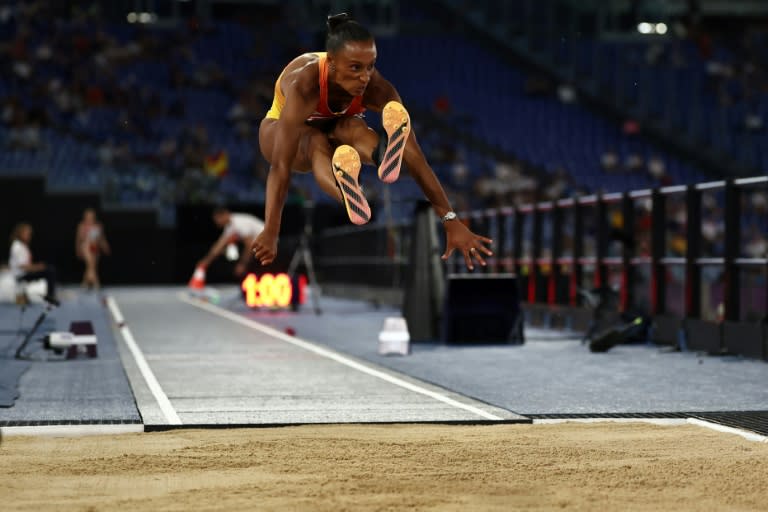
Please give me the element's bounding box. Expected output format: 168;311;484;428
188;266;206;289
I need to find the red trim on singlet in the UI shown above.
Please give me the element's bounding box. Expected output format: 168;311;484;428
307;53;365;122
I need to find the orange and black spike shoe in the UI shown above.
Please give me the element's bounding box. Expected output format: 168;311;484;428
332;145;371;225
377;101;410;184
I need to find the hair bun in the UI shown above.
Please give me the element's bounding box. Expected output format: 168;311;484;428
326;12;352;32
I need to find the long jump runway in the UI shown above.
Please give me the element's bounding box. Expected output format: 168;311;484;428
108;287;521;428
3;286;766;437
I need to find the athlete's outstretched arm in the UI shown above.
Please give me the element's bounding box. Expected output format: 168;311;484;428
365;74;493;270
252;78;318;266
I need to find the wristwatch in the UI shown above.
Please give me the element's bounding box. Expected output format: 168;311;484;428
442;211;458;222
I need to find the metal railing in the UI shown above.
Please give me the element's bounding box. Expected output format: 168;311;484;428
313;175;767;327
445;176;768;323
313;221;412;290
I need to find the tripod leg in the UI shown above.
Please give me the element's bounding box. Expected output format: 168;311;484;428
15;306;52;359
287;242;302;275
301;245;322;315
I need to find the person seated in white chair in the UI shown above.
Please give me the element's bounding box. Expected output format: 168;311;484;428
9;222;58;304
0;263;16;302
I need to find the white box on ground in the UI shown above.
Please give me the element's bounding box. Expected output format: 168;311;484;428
48;331;98;348
378;316;410;355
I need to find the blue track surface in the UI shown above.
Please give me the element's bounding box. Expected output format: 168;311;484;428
3;287;767;428
0;292;140;424
229;293;768;416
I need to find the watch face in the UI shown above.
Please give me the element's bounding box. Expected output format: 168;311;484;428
443;212;457;221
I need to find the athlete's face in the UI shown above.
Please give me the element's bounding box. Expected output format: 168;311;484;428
329;40;377;97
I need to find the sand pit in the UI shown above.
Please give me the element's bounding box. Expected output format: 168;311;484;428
2;422;767;511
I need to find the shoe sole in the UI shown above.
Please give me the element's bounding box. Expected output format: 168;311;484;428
332;145;371;225
378;101;410;183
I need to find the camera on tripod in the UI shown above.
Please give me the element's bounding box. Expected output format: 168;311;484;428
43;321;98;359
14;295;99;361
286;200;322;315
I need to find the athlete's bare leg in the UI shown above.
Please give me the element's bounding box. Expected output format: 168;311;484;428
80;246;96;288
259;117;381;225
329;116;379;166
332;105;409;184
259;118;342;202
90;254;101;289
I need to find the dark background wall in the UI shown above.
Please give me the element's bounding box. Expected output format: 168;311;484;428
1;177;176;285
0;177;353;286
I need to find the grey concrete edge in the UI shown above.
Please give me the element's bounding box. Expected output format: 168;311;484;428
108;297;166;427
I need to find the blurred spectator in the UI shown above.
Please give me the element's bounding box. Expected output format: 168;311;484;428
743;111;764;132
622;119;640;136
472;168;499;208
97;139;116;166
227;88;263;138
644;42;667;66
1;96;22;125
600;148;620;173
432;94;452;118
7;110;42;150
524;74;554;96
556;83;577;104
75;208;110;290
647;155;673;186
625;152;645;174
543;167;572;200
450;152;469;188
744;228;767;259
647;155;666;179
750;191;767;214
701;204;725;256
180;123;210;170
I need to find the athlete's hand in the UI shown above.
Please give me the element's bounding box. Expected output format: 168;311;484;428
440;220;493;271
251;232;278;266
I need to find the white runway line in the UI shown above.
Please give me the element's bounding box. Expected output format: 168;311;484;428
687;418;768;443
106;296;182;425
534;418;768;443
533;418;688;426
178;293;503;421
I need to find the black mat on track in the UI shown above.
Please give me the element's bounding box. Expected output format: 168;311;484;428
0;295;141;424
0;363;29;407
528;411;768;437
0;305;48;407
690;411;768;437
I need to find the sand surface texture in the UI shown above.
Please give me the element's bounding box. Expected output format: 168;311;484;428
3;422;767;511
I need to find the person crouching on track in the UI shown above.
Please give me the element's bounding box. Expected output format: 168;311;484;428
198;207;265;277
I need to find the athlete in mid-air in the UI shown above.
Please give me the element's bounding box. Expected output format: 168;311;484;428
252;13;492;271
